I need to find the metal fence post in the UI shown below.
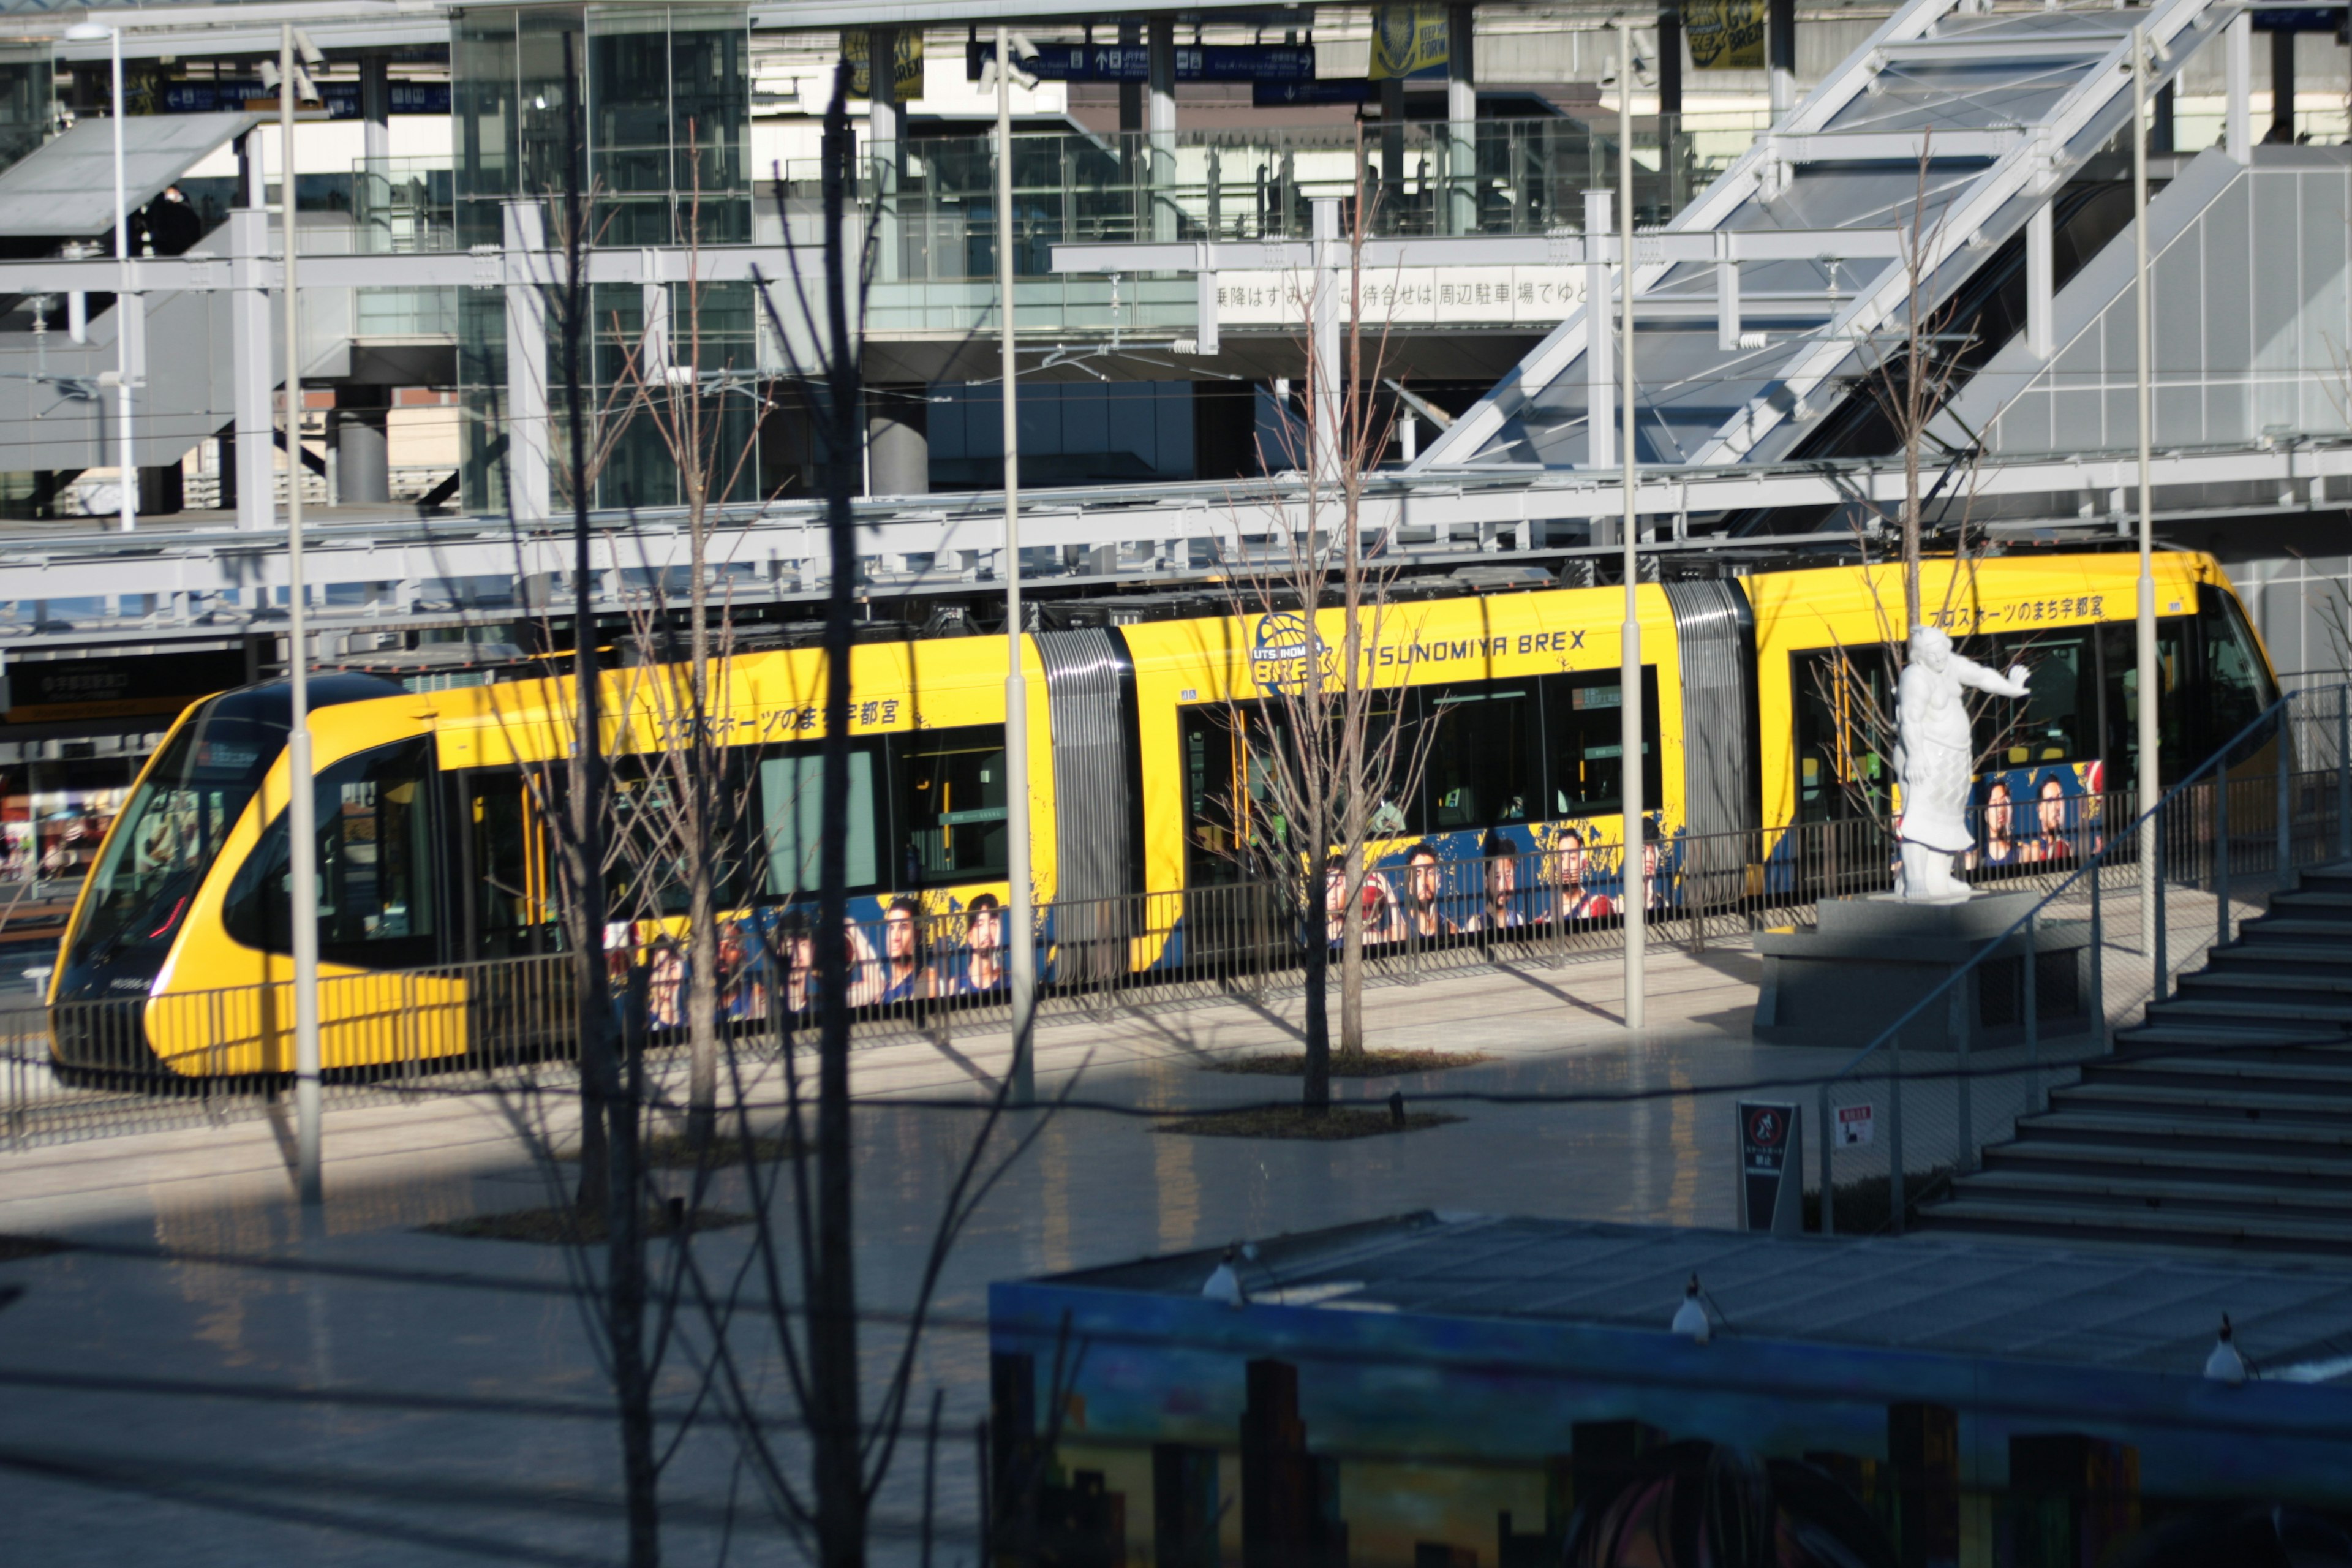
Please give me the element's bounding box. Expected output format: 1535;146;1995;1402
2023;908;2040;1090
1888;1035;1905;1237
2090;850;2108;1052
1818;1081;1834;1237
2217;772;2232;950
2152;813;2169;1005
2277;717;2292;882
1950;978;1973;1174
2339;684;2350;862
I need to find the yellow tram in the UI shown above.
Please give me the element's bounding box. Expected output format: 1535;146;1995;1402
48;548;2278;1076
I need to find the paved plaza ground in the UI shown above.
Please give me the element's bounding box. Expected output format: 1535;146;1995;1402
0;892;2247;1565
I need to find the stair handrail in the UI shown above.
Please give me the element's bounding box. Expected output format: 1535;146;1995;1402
1812;681;2349;1232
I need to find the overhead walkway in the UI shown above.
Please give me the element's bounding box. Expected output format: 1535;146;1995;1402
1414;0;2233;485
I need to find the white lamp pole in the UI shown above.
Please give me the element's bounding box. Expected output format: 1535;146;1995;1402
66;22;136;532
1618;22;1646;1030
997;26;1035;1106
2133;26;2161;964
281;24;322;1206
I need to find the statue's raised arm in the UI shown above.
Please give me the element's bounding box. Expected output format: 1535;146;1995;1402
1951;647;2033;703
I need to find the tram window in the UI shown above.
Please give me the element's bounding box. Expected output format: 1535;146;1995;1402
892;726;1009;884
2203;585;2275;761
756;745;880;900
1539;667;1661;819
1790;647;1893;825
224;738;442;968
1423;682;1539;830
1180;703;1278;884
603;756;756;919
2100;619;2188;789
1976;632;2090;766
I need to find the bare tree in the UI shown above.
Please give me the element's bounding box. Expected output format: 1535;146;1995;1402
1854;141;1977;633
1210;158;1438;1108
607;131;766;1151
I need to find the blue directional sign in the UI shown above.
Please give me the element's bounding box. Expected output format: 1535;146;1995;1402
970;42;1316;84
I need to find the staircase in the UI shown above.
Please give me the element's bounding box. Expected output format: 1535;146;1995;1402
1922;862;2352;1257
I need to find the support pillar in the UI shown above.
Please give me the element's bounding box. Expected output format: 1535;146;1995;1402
2270;26;2297;143
1379;77;1406;224
334;386;391;505
2153;80;2175;155
231;207;274;530
1308;198;1343;492
2026;199;2054;360
1148;18;1177;242
867;384;930;496
1658;2;1683;119
502;200;551;523
360;52;390;167
1447;4;1477;235
1118;21;1142;137
1768;0;1796;116
1585;188;1614;470
138;464;182;518
869;28;903;281
2226;12;2253;164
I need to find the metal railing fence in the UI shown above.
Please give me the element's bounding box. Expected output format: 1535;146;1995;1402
1814;684;2352;1237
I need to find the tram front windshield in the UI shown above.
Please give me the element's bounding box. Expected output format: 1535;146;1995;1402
64;702;282;971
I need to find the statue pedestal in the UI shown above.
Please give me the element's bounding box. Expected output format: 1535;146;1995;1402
1753;891;2094;1050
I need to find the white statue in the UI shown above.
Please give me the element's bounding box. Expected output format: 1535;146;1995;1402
1891;624;2031;901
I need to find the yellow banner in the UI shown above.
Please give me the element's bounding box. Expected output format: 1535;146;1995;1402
843;29;925;101
1370;6;1449;81
1686;0;1768;70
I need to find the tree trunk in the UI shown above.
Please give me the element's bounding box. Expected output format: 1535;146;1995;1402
684;440;720;1149
1300;858;1332;1113
810;75;869;1568
555;32;658;1564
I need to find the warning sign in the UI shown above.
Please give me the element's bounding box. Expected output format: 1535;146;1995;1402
1736;1100;1801;1236
1838;1103;1876;1147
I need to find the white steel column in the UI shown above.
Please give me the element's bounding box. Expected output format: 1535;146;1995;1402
998;26;1036;1106
2026;198;2054;360
232;208;274;529
1618;23;1646;1030
503;200;551;524
2226;12;2253;163
1309;197;1344;492
1585;189;1613;470
107;27;135;533
2133;27;2162;966
282;24;322;1208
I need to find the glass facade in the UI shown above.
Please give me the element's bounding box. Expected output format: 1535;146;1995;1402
453;4;753;513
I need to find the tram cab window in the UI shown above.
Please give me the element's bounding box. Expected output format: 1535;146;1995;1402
1537;668;1661;819
2100;619;2188;790
892;726;1009;884
1975;632;2090;766
1425;682;1539;829
224;738;442;969
756;745;880;900
2203;584;2275;762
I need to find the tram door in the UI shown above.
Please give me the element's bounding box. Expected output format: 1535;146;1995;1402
1790;646;1898;895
